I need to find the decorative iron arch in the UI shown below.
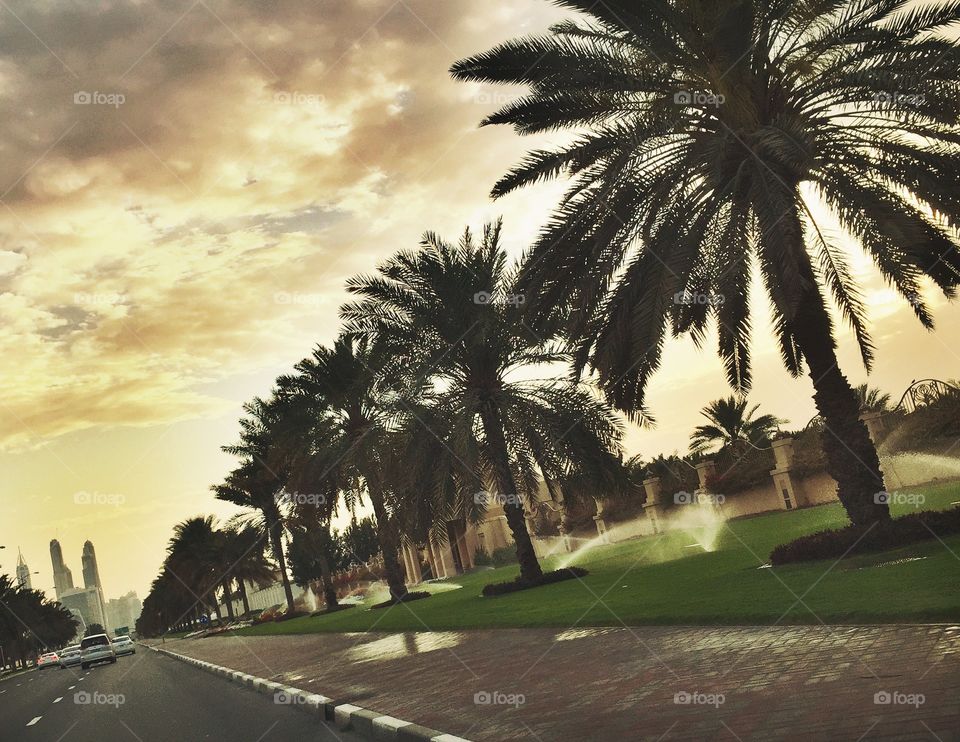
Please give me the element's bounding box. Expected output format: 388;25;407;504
893;379;960;414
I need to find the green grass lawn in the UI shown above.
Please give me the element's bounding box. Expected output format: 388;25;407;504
229;481;960;635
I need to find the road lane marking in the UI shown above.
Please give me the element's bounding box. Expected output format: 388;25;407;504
53;697;63;703
68;685;75;690
26;717;41;726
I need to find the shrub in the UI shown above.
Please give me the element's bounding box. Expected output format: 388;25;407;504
490;546;518;567
770;507;960;565
472;548;493;567
482;567;588;597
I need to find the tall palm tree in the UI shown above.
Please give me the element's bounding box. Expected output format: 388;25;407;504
342;221;628;582
451;1;960;526
690;395;783;453
854;383;892;413
282;335;411;601
165;515;224;620
220;524;276;617
213;459;296;614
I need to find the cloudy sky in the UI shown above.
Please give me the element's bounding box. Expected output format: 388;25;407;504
1;0;958;604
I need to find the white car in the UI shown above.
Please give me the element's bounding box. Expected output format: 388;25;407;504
112;636;135;656
37;652;59;669
80;634;116;669
58;646;82;669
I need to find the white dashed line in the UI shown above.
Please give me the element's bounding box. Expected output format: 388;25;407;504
26;716;41;726
67;685;75;690
53;697;63;703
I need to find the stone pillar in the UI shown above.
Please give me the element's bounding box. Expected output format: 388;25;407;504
642;477;664;534
860;411;886;445
592;498;609;543
769;437;801;510
402;544;422;585
695;460;717;491
432;538;458;578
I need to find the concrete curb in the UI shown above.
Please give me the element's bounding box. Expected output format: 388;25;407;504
144;644;472;742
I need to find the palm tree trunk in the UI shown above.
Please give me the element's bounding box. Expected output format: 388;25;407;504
365;481;409;601
237;579;251;616
479;404;544;581
221;579;235;620
788;251;890;526
318;554;339;609
267;518;296;613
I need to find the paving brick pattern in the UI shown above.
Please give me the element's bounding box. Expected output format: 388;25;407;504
151;624;960;741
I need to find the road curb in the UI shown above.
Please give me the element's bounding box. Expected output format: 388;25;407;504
145;644;472;742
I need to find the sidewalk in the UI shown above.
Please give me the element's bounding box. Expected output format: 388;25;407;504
147;624;960;741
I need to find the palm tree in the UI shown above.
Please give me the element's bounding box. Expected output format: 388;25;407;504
690;396;783;454
165;515;224;620
451;2;960;526
286;515;344;610
213;459;296;614
854;383;892;413
220;524;276;617
279;335;413;600
342;221;628;582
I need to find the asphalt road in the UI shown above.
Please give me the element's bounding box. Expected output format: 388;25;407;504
0;649;365;741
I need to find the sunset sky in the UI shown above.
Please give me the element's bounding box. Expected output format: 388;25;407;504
1;0;958;604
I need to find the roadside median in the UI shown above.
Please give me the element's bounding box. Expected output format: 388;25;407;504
144;643;472;742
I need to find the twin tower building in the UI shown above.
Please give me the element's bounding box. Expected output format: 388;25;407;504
50;539;109;634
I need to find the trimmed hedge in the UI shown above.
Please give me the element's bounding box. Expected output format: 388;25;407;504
482;567;588;597
770;507;960;565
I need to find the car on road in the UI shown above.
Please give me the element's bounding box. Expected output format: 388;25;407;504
112;635;136;656
58;645;82;669
37;652;59;669
80;634;116;669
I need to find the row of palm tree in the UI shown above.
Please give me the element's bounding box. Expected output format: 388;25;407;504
140;1;960;632
136;518;274;637
0;574;77;669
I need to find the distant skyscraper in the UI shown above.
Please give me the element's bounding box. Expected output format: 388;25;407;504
106;591;142;631
81;540;109;630
15;550;31;590
60;587;106;636
49;539;74;599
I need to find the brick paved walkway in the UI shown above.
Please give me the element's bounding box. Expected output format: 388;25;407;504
149;625;960;741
